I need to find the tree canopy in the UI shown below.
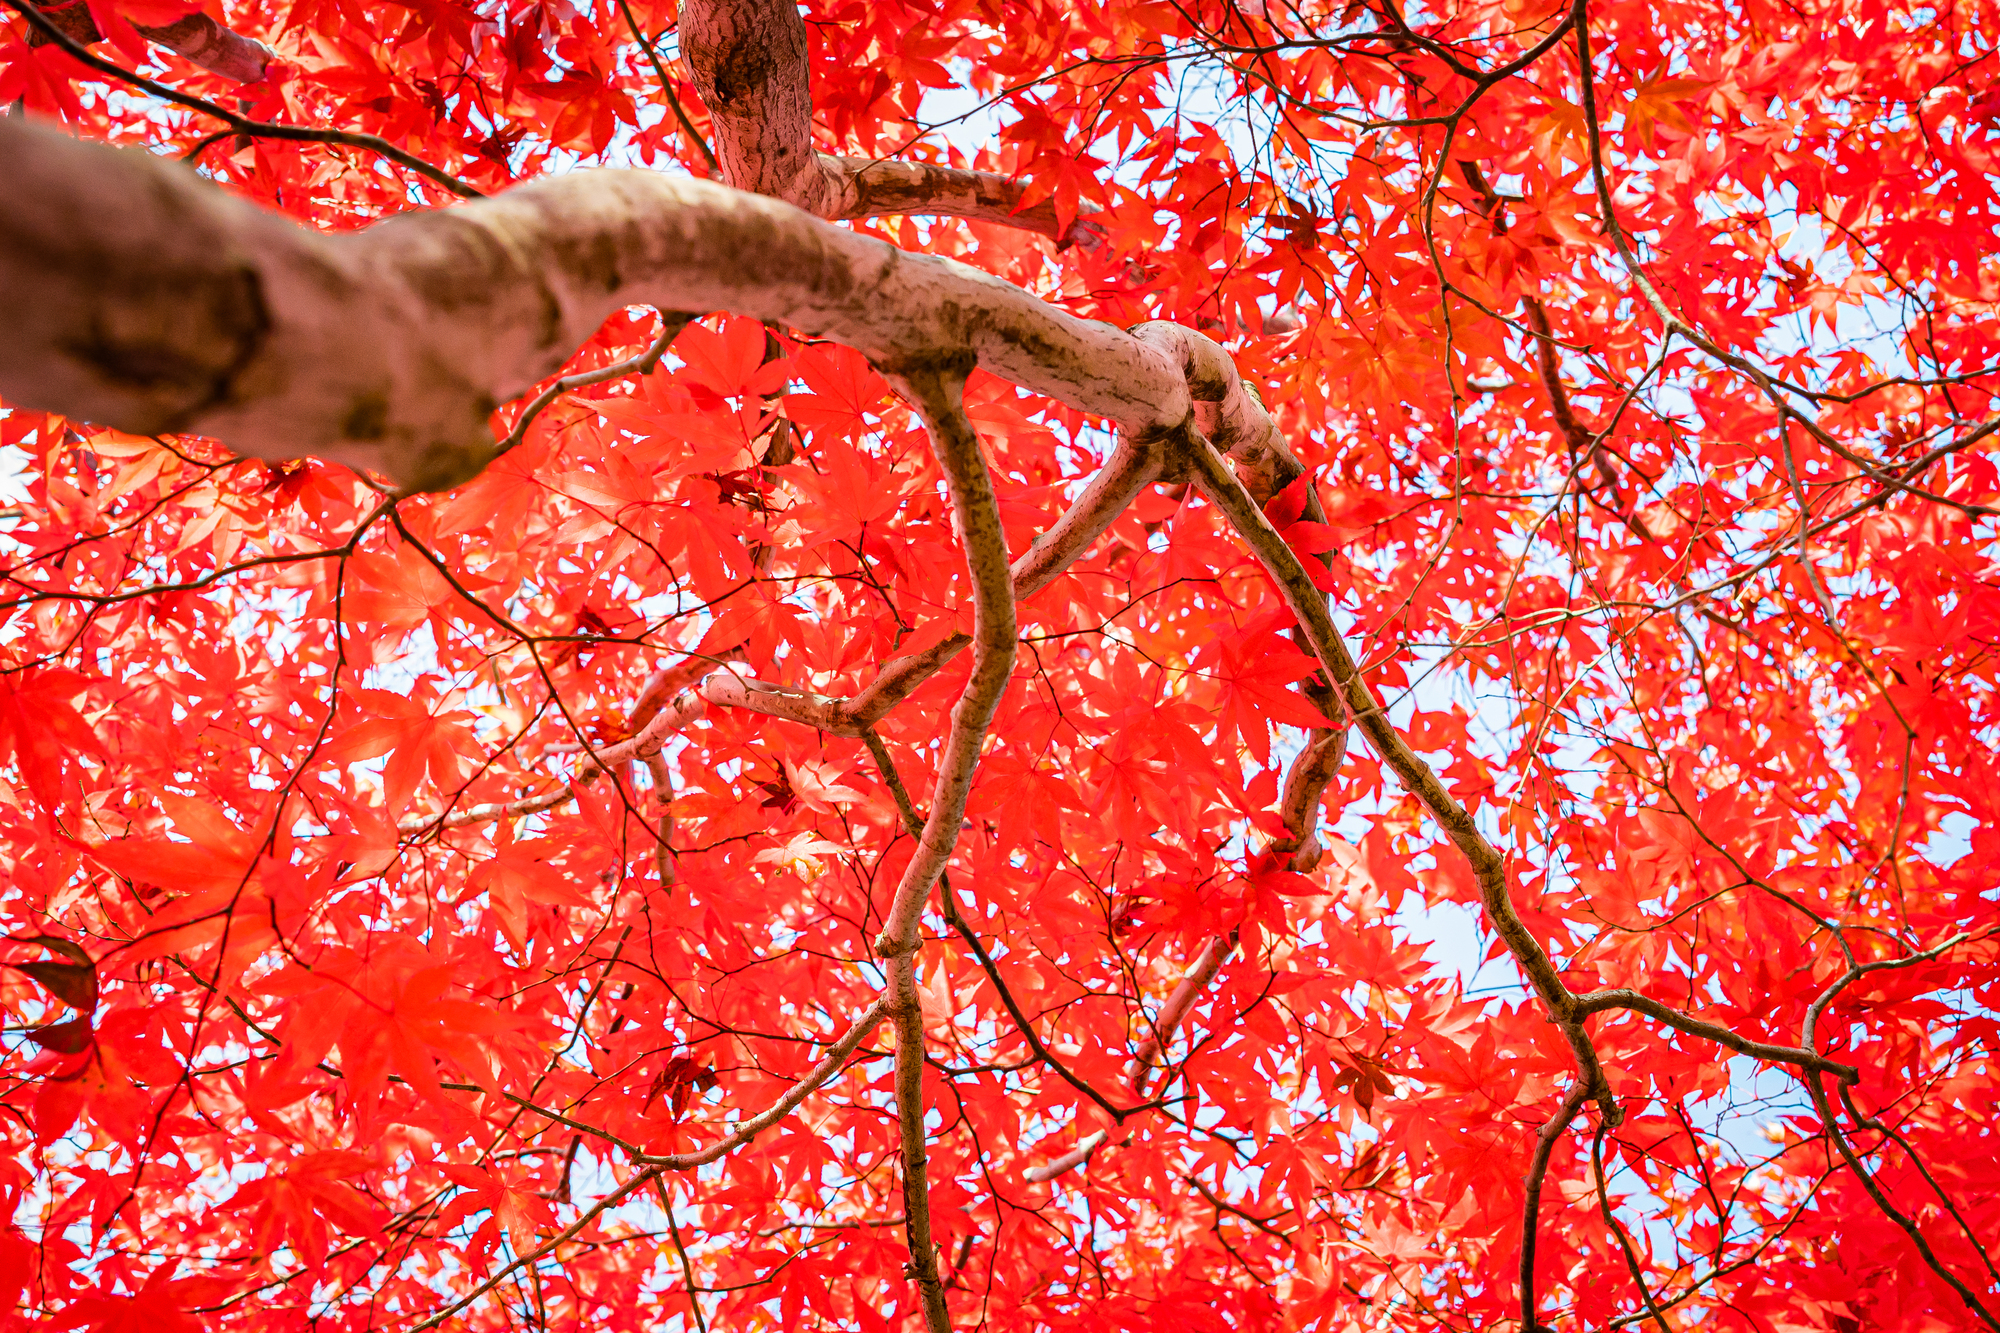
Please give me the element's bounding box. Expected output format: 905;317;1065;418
0;0;1996;1328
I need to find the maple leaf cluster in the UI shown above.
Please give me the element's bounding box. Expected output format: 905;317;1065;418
2;0;1999;1329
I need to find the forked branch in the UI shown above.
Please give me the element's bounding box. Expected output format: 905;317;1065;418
680;0;1102;246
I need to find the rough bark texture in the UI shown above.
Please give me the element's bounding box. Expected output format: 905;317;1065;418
678;0;846;214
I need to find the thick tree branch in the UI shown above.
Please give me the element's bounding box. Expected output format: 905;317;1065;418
1131;321;1311;502
678;0;843;213
0;116;1181;491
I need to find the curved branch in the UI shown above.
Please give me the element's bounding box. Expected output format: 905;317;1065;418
614;0;717;176
642;998;887;1170
871;366;1018;1333
1130;321;1311;502
678;0;1101;245
1591;1122;1672;1333
0;116;1182;491
1521;1084;1590;1333
23;0;273;82
139;11;272;82
1802;1066;2000;1329
1571;987;1857;1081
1010;434;1162;598
830;155;1106;250
1182;435;1616;1104
1126;935;1232;1093
496;310;696;454
1273;724;1347;871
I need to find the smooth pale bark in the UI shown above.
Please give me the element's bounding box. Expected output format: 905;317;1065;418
1125;936;1232;1093
0;116;1180;491
1021;1129;1106;1183
831;154;1106;250
140;11;272;82
25;1;273;82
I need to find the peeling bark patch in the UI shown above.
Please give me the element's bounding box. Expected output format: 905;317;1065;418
555;230;624;296
534;278;564;349
61;264;270;429
402;437;497;494
700;36;780;108
343;391;390;441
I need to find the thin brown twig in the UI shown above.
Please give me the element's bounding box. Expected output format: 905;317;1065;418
494;311;697;456
2;0;480;198
1521;1084;1590;1333
614;0;719;176
861;729;1139;1126
1591;1122;1673;1333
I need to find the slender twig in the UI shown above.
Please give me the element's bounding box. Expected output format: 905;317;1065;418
410;1165;665;1330
494;311;697;456
1521;1084;1590;1333
1569;988;1857;1082
654;1177;711;1333
614;0;719;175
2;0;480;198
1793;929;2000;1329
1591;1123;1672;1333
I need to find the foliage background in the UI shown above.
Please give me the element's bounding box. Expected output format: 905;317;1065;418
0;0;1997;1328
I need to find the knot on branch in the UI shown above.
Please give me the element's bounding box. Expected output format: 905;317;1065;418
877;349;978;396
874;931;918;959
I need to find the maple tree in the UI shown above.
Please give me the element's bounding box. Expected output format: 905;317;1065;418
0;0;1997;1325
